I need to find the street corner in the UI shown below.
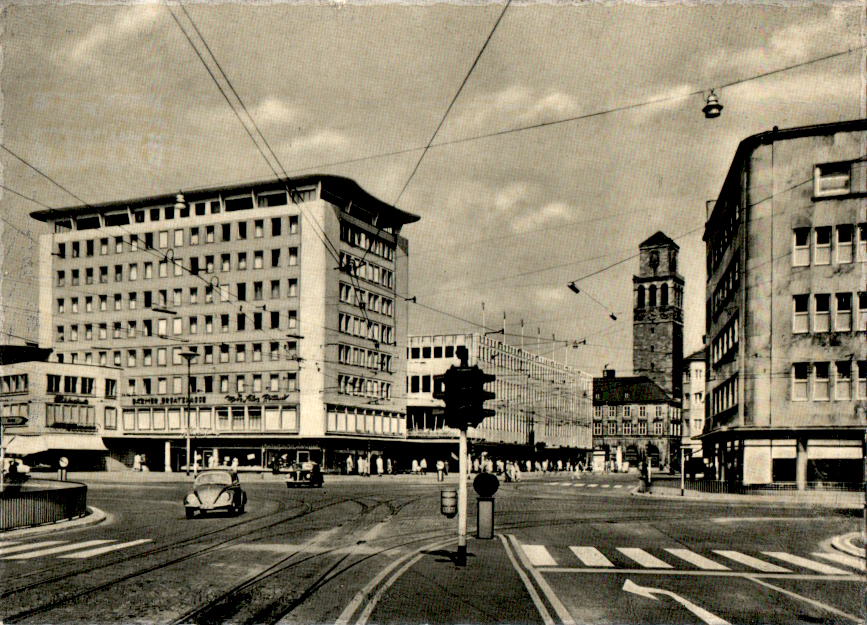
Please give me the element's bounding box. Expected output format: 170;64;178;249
1;505;109;539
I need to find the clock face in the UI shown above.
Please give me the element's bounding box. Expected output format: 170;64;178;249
649;250;660;269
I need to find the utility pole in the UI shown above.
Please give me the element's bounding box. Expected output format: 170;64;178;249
180;350;197;476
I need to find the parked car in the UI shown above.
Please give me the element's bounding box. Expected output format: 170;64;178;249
184;469;247;518
286;461;324;488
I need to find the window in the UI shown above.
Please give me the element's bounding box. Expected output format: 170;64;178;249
238;222;247;239
836;226;854;263
271;217;282;236
607;421;617;435
859;224;867;261
858;362;867;399
653;421;664;435
288;247;298;266
814;227;831;265
222;223;231;242
100;266;109;283
793;295;809;333
190;227;199;245
271;280;280;299
593;421;603;436
835;361;852;400
254;251;263;269
835;293;852;331
271;249;280;267
104;407;117;430
47;374;61;393
254;220;264;238
159;230;169;248
814;160;865;198
637;421;647;435
206;225;215;243
174;229;184;247
813;362;830;401
860;293;867;331
143;262;152;279
813;294;830;332
287;279;298;297
289;216;299;234
792;229;810;266
237;252;247;270
622;421;632;435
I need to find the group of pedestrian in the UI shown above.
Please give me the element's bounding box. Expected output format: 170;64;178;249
344;453;393;476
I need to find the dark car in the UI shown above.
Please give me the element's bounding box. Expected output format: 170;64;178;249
286;461;324;488
184;469;247;518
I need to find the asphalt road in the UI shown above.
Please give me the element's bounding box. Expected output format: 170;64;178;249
0;472;862;625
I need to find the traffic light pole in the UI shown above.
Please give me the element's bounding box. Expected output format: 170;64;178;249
457;427;468;566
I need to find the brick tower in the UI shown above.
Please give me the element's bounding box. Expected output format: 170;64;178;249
632;231;684;400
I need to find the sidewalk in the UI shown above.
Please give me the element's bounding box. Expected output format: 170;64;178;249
638;483;863;509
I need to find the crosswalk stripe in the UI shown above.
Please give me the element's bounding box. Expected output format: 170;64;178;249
0;541;66;556
59;539;152;559
588;484;599;488
763;552;852;575
0;541;21;548
522;545;558;567
575;483;585;487
664;548;730;570
617;548;673;569
4;540;115;560
811;552;866;572
613;485;623;489
713;550;790;573
570;546;614;567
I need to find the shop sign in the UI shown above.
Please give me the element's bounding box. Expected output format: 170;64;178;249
131;395;207;406
53;395;90;405
224;393;290;403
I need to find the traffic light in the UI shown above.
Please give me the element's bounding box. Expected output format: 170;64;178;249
433;364;496;430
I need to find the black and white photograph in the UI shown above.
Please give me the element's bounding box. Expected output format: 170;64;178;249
0;2;864;623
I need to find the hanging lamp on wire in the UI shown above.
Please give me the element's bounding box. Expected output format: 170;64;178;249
702;89;723;119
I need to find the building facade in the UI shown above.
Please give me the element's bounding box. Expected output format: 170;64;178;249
406;333;593;462
592;370;681;469
0;360;121;470
681;348;706;458
702;119;866;487
31;175;419;472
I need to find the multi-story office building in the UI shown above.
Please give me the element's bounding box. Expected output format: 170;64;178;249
592;370;681;470
0;359;121;469
681;348;706;457
702;119;866;487
406;333;593;463
31;175;418;472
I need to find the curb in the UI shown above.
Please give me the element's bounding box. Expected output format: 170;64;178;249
0;506;108;539
831;532;866;559
630;488;862;510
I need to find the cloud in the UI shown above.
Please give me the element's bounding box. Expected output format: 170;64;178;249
70;5;161;64
512;201;572;233
250;97;297;127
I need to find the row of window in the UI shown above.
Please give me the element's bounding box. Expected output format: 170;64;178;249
710;257;740;321
121;405;300;433
813;160;866;198
57;280;299;316
128;372;298;396
339;252;395;290
338;312;394;345
338;282;395;317
56;248;299;287
408;344;458;360
46;374;116;398
57;213;301;259
707;195;741;276
46;403;98;428
711;374;738;416
0;374;28;395
635;282;683;309
792;292;866;334
336;374;393;399
56;308;298;343
57;340;299;368
593;404;670;419
337;344;393;373
326;408;406;436
592;420;681;436
711;315;739;366
793;224;867;267
339;222;396;262
792;361;867;401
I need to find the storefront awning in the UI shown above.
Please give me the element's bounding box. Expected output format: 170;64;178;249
4;434;108;456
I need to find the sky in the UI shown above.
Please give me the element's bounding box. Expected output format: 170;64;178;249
0;2;863;377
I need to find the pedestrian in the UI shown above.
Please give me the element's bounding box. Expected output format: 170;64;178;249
411;458;420;474
387;458;393;474
646;461;653;493
346;454;355;475
419;458;427;474
231;457;239;473
133;454;142;472
376;455;384;477
436;459;445;482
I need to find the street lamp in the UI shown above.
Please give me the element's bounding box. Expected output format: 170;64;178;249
180;350;197;476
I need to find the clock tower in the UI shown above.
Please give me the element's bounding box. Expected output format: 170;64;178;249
632;231;684;400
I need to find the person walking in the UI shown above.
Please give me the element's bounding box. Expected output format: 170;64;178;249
419;458;428;474
411;458;420;475
436;459;445;482
376;455;384;477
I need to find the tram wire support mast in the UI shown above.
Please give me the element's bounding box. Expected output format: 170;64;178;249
433;345;496;567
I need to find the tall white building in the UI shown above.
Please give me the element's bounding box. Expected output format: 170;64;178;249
30;175;419;472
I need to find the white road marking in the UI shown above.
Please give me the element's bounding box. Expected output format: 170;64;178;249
613;485;623;488
746;576;862;622
501;536;555;625
664;548;730;571
0;541;66;556
59;539;152;559
601;484;611;488
623;579;731;625
588;484;599;488
4;540;114;559
762;552;853;575
509;535;576;625
570;546;614;567
713;550;790;573
0;541;21;547
543;568;858;580
617;547;673;569
811;551;865;572
522;544;558;567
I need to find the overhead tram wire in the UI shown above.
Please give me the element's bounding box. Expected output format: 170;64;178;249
166;3;341;266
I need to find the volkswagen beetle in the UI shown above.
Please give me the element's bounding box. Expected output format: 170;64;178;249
184;469;247;518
